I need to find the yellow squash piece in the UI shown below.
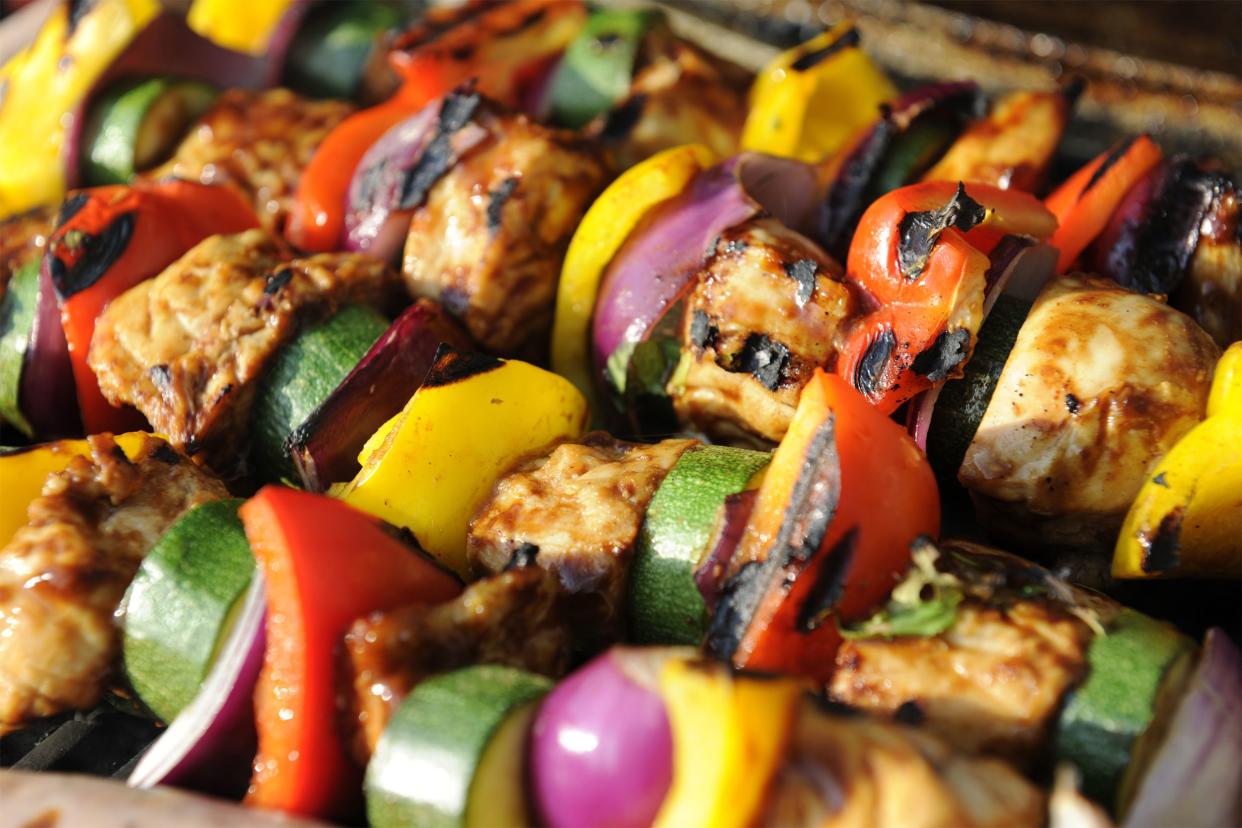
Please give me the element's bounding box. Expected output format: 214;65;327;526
186;0;298;56
0;432;152;548
335;353;588;577
0;0;161;218
741;24;896;164
1113;342;1242;578
653;657;802;828
549;143;716;400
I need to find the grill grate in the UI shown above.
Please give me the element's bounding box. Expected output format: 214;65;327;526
1;705;162;779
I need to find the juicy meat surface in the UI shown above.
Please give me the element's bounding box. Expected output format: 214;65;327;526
340;567;572;762
604;32;748;169
672;218;851;443
0;434;226;729
89;229;402;470
0;203;55;301
468;433;695;639
959;275;1218;553
401;108;608;355
831;599;1091;767
151;88;353;233
764;700;1046;828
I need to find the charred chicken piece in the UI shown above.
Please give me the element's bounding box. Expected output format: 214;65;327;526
765;698;1046;828
151;89;353;233
671;218;852;443
601;28;748;169
89;229;403;470
402;101;608;355
0;204;55;301
830;540;1097;771
959;275;1218;561
0;434;226;730
468;433;695;642
340;567;572;763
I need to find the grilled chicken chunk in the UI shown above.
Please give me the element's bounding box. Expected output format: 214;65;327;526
671;218;852;443
959;275;1218;557
402;104;608;355
0;203;54;301
89;229;403;471
602;30;748;169
151;88;353;233
340;567;572;763
468;433;694;640
0;434;226;730
764;699;1046;828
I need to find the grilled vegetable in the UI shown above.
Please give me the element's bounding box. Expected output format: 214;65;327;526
530;648;680;828
184;0;303;56
336;347;588;577
283;1;402;100
837;180;1055;413
240;486;462;820
653;656;801;828
1055;609;1196;812
629;445;770;644
290;300;472;492
128;573;266;797
742;24;896;164
251;305;389;482
1044;134;1163;273
367;666;550;828
0;431;151;549
1113;341;1242;579
81;77;217;185
288;0;586;252
122;499;252;724
546;8;657;129
42;180;260;435
0;261;38;436
706;370;939;682
551;143;716;401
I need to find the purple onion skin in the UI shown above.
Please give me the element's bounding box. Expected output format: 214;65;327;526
290;300;473;491
695;489;757;611
530;648;674;828
21;258;81;439
1122;629;1242;827
591;153;821;381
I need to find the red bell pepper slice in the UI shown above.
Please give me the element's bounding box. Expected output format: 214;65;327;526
708;370;939;684
46;180;259;434
1045;134;1163;273
837;180;1056;412
240;486;462;821
285;0;586;252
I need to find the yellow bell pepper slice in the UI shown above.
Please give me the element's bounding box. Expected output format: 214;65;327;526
653;658;802;828
0;432;152;549
549;143;716;401
335;351;588;577
0;0;161;218
1113;342;1242;579
186;0;298;56
741;23;896;164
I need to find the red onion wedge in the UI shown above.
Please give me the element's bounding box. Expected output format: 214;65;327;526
591;152;821;388
530;646;689;828
1122;628;1242;828
908;237;1057;451
289;300;473;491
695;489;758;612
21;256;81;438
128;575;266;799
343;89;489;260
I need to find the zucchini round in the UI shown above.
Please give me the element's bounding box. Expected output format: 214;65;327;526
547;8;657;129
366;665;551;828
284;1;402;100
122;499;253;724
629;444;770;645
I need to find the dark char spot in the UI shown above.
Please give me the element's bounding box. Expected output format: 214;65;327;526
790;27;860;71
1065;392;1081;414
894;700;926;725
50;212;136;300
689;309;718;351
504;542;540;571
784;258;818;307
600;94;647;141
897;183;987;281
1080;135;1139;199
486;177;519;234
1140;508;1183;573
734;333;790;391
152;444;181;465
796;526;858;632
264;268;293;295
422;343;503;388
1152;471;1169;488
399;89;482;211
855;327;896;399
909;327;971;382
56;193;89;228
